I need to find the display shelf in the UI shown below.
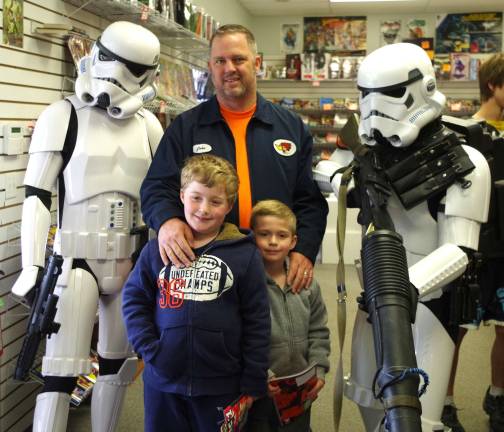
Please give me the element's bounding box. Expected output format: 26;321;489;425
63;0;209;67
309;125;342;134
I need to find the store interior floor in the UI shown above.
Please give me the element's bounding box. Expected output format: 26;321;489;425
67;264;495;431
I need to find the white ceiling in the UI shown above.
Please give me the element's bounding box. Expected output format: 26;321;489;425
237;0;504;16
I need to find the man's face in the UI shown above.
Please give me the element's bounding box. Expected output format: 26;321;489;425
208;33;260;107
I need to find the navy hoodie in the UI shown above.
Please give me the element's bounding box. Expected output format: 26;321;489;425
122;223;271;397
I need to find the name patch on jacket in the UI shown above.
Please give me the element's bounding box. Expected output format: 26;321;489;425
157;254;234;308
193;143;212;154
273;139;296;156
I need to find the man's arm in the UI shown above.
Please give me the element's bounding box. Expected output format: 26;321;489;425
140;117;186;232
288;121;329;291
140;116;195;266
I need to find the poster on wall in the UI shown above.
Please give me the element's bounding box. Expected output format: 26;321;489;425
380;20;401;45
435;12;502;54
304;17;366;54
3;0;24;48
281;24;301;53
407;19;426;39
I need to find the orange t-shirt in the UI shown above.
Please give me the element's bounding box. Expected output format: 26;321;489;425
220;104;256;228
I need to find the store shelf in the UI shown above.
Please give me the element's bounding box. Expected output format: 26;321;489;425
309;125;342;134
292;108;351;115
63;0;209;67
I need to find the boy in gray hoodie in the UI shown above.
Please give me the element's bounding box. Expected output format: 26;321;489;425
246;200;330;431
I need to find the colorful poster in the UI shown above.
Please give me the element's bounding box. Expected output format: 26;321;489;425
407;19;426;39
304;16;366;54
380;20;401;45
281;24;301;53
435;12;502;54
3;0;24;48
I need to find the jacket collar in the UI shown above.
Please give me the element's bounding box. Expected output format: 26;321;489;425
198;93;273;126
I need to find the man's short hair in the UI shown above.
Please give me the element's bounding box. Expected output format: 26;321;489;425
210;24;257;54
479;53;504;102
250;200;297;234
181;155;239;205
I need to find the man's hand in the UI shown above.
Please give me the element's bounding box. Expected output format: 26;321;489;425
287;251;313;293
306;378;325;401
158;218;195;267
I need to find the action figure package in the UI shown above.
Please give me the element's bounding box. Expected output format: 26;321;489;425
285;54;301;80
270;363;317;425
301;53;314;81
329;56;341;79
450;53;471;80
313;53;330;81
219;395;250;432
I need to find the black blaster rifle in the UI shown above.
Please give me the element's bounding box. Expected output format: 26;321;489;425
14;254;64;381
342;114;423;432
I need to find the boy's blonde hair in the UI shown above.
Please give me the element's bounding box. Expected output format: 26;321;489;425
250;200;297;234
181;155;239;205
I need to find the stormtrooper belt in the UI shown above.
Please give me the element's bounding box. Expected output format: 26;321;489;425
379;127;475;210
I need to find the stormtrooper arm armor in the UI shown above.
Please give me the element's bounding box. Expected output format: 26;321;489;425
11;101;68;298
410;144;491;300
142;108;164;155
313;149;355;195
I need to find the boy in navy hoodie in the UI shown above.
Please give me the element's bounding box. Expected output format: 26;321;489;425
123;155;270;432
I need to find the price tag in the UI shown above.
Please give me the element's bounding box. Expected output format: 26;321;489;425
312;80;321;87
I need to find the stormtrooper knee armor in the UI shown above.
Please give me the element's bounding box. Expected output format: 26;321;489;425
314;43;491;431
12;21;164;432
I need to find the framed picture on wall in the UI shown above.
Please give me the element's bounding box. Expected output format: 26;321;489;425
435;12;502;54
281;24;301;53
304;16;366;55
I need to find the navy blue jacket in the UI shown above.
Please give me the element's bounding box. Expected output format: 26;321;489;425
140;94;328;263
122;224;271;397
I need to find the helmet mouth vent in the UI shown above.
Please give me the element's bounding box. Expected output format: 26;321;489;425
97;93;111;108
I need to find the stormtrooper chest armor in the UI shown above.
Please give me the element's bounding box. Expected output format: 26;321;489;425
57;106;152;260
63;106;151;204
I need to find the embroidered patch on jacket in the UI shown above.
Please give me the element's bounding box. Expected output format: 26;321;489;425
273;139;296;156
193;143;212;154
157;254;234;308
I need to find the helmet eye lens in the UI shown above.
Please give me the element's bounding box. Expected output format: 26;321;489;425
126;64;150;78
381;87;406;98
98;51;114;62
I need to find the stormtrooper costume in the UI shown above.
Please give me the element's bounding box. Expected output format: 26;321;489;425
11;21;163;432
315;43;491;431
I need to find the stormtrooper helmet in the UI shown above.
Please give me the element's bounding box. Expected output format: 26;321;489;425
357;43;446;147
75;21;160;119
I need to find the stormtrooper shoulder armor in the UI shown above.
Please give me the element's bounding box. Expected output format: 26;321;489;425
140;108;164;155
444;144;491;223
29;99;73;153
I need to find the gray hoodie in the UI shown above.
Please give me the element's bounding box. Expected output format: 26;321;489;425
266;274;330;381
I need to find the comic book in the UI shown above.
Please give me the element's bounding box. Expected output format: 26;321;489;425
219;394;250;432
270;363;318;425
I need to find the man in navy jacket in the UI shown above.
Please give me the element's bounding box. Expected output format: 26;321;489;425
141;24;328;292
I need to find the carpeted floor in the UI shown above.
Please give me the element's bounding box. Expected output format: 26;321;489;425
67;264;495;431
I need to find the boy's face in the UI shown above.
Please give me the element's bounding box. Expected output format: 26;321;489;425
253;215;297;266
180;181;232;238
490;83;504;110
